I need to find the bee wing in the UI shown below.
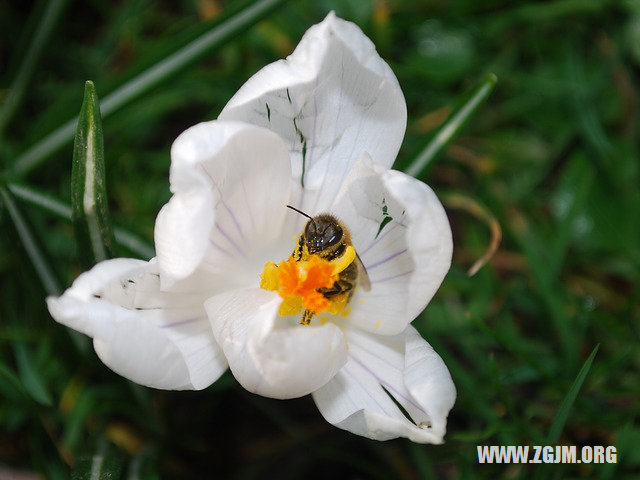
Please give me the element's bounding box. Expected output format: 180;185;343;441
355;251;371;291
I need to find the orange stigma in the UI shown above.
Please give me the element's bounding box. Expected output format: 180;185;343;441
260;254;337;316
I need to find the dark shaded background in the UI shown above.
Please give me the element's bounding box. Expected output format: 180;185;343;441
1;0;638;478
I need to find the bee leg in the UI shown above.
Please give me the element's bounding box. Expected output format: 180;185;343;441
292;235;305;261
300;309;315;325
318;279;353;298
319;261;357;298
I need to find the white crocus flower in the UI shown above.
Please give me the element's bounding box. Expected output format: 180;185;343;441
47;13;456;444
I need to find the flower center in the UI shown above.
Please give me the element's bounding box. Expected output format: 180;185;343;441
259;244;356;322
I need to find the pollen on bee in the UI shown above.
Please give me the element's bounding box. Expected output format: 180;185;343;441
260;254;337;316
259;249;355;320
259;261;280;290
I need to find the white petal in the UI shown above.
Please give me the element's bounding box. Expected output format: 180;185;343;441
47;258;226;390
154;120;292;289
403;326;457;439
219;12;407;215
330;155;452;335
312;326;455;443
205;288;348;399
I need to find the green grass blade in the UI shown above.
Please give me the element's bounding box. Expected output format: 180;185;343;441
72;81;115;267
111;230;154;260
12;0;289;177
14;344;53;407
7;181;72;218
547;344;599;443
0;184;61;296
0;361;29;400
408;443;438;480
0;0;68;136
62;389;96;452
6;181;154;259
404;73;497;178
71;438;122;480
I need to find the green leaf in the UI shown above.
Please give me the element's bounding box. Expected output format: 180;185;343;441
403;73;497;178
6;181;154;259
14;344;53;406
111;230;154;261
0;0;68;136
71;439;122;480
547;344;599;443
12;0;290;177
62;389;96;452
126;446;158;480
0;184;61;295
7;181;72;218
548;153;594;279
408;443;438;480
72;81;115;267
0;361;29;401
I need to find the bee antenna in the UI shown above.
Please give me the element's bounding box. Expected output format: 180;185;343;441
286;204;313;221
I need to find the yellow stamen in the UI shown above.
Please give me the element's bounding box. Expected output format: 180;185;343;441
260;249;352;318
259;261;280;290
327;293;350;315
278;295;303;316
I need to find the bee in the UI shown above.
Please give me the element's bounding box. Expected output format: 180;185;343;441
286;205;371;325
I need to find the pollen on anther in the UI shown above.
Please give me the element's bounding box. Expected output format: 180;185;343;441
259;253;343;317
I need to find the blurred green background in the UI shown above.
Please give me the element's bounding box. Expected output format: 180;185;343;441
1;0;639;478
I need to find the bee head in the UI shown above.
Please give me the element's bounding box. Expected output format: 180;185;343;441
304;217;343;254
286;205;345;255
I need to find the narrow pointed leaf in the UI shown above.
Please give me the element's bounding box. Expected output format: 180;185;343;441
72;81;115;267
62;389;96;452
12;0;289;177
404;73;497;178
0;185;61;296
14;344;53;406
7;181;72;218
547;344;599;443
0;0;68;135
6;181;154;259
1;184;89;353
111;230;154;261
0;362;29;401
71;439;122;480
